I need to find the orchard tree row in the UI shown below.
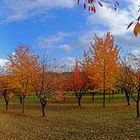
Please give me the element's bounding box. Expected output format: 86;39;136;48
0;32;140;117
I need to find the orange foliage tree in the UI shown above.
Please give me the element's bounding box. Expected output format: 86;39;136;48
89;32;120;107
115;64;132;106
6;44;38;113
0;74;13;110
30;53;56;116
53;72;71;101
83;50;100;101
119;53;140;117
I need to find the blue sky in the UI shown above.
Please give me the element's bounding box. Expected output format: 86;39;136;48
0;0;140;67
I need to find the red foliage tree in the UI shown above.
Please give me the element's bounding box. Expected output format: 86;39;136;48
72;59;91;106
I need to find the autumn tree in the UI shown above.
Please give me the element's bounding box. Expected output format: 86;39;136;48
89;32;120;107
119;53;140;117
114;60;132;106
82;51;99;101
0;67;14;111
72;58;91;106
7;44;37;113
0;89;12;110
0;82;12;110
31;53;56;116
53;72;71;101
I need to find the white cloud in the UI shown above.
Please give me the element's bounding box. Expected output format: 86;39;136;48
36;0;140;54
1;0;75;22
116;32;140;48
59;57;75;71
53;57;75;72
70;30;105;51
131;49;140;56
87;5;132;35
86;0;140;49
37;31;94;51
37;32;69;48
73;33;92;49
59;44;73;52
0;58;8;66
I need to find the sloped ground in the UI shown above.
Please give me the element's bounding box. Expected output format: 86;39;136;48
0;96;139;140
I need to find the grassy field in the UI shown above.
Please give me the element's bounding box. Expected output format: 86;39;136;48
0;94;139;140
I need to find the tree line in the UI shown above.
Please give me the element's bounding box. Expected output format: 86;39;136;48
0;32;140;117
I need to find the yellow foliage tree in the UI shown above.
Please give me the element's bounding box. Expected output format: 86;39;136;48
7;44;38;113
89;32;120;106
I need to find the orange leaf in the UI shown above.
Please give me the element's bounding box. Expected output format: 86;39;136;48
137;16;140;21
91;6;96;13
88;0;91;3
133;23;140;36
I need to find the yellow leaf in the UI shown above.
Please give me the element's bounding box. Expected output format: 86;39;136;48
133;23;140;37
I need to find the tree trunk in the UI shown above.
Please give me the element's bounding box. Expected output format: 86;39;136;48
109;91;111;101
6;102;8;110
124;90;130;106
136;100;139;117
103;64;106;107
112;90;114;98
121;88;123;94
126;95;130;106
103;89;105;107
92;92;95;102
4;94;9;111
63;92;66;101
136;90;140;117
40;98;46;117
21;96;25;113
78;96;81;106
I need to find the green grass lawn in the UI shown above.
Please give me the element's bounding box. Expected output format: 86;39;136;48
0;94;139;140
